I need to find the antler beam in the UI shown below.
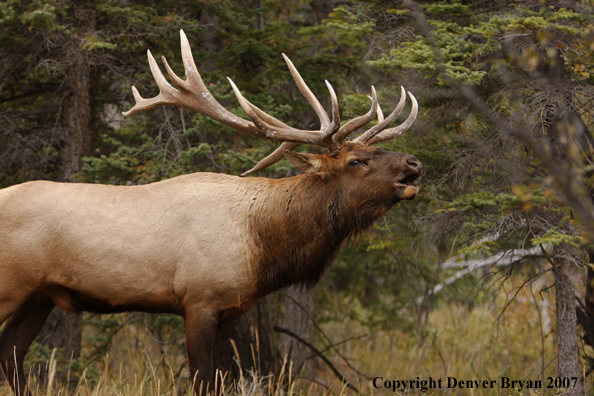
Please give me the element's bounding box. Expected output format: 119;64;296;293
124;30;419;175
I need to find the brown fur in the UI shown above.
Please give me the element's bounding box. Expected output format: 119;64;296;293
248;145;421;295
0;142;421;395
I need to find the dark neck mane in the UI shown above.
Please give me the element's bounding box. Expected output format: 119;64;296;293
247;174;394;296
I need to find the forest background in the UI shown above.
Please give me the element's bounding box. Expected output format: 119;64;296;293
2;0;594;395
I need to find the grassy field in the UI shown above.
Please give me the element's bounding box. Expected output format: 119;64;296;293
0;275;588;395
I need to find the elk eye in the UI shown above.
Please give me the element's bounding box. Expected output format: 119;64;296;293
349;160;362;167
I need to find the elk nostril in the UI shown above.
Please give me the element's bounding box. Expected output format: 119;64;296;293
407;157;423;171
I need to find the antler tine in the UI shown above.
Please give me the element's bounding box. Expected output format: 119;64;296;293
123;30;254;134
353;86;407;144
365;92;418;145
239;79;341;176
241;141;300;177
239;78;343;176
325;80;340;135
228;78;269;131
282;54;331;131
331;86;378;146
179;30;203;86
248;102;293;128
228;77;327;144
122;50;178;117
368;95;384;123
154;30;209;93
161;56;186;88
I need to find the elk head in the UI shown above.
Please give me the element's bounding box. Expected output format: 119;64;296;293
285;144;421;201
123;30;421;191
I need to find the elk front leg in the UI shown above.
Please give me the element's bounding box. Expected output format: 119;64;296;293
0;293;55;396
184;308;218;395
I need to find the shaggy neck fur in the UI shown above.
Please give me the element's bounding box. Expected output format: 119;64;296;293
247;173;395;296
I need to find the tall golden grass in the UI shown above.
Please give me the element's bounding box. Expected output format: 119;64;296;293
0;275;587;395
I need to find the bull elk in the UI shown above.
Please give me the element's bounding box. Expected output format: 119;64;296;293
0;30;422;395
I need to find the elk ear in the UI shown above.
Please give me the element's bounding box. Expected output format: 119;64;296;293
284;151;324;175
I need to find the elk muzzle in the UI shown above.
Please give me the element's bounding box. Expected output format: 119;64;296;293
395;154;423;200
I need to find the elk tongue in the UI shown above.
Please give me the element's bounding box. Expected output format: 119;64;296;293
394;182;419;200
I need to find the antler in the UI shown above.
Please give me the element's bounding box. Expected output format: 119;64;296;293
123;30;419;176
352;87;418;145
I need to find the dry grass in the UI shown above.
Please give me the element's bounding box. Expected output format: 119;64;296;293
299;277;571;395
0;276;588;395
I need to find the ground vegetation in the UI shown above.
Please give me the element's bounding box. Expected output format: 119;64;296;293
2;0;594;394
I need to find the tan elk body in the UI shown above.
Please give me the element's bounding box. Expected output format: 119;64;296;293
0;30;422;395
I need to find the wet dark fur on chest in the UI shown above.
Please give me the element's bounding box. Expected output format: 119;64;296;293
249;177;395;296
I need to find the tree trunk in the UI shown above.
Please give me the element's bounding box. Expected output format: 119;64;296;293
57;7;95;182
280;286;318;377
198;9;220;72
40;5;96;367
253;0;263;30
38;310;83;361
311;0;335;24
231;296;280;377
541;50;583;393
576;251;594;372
553;265;582;395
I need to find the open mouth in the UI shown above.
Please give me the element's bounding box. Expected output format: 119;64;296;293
395;173;421;188
394;173;421;200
